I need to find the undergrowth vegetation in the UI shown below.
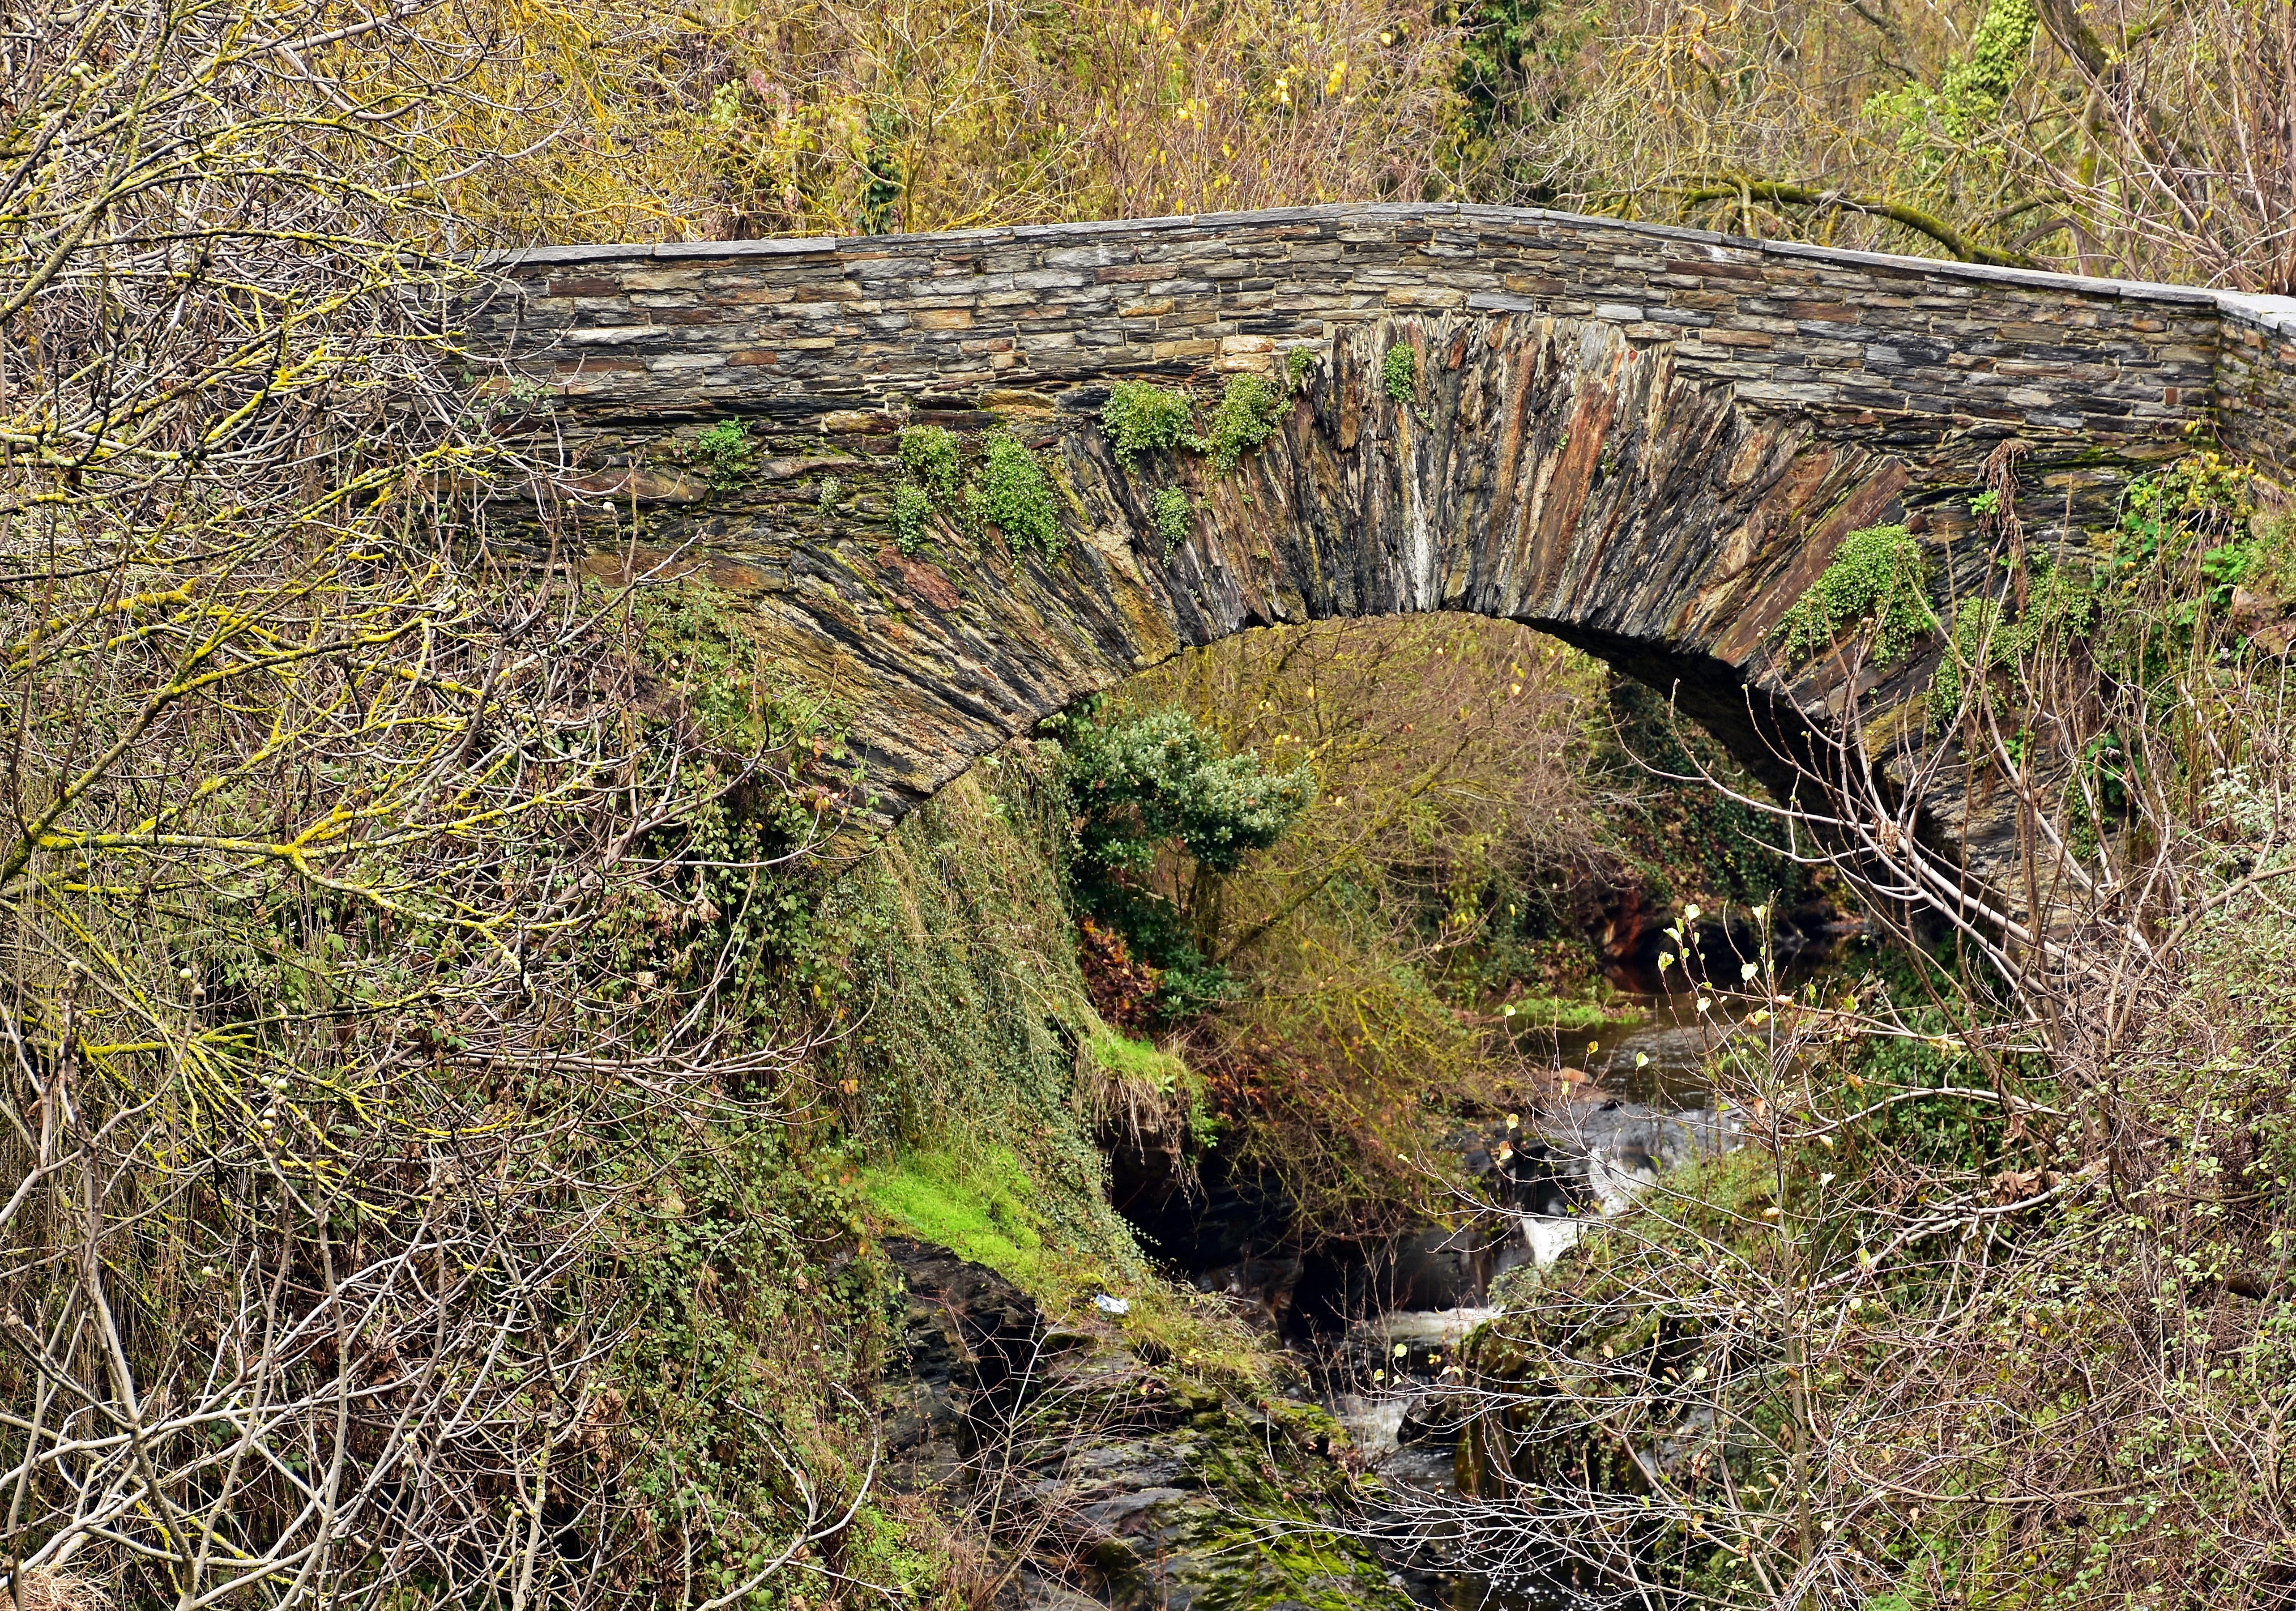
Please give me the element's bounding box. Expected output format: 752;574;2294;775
1059;619;1656;1244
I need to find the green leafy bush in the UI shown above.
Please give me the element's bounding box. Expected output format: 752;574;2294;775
891;480;933;551
1063;705;1315;875
1201;373;1284;474
1774;522;1938;665
1150;486;1191;553
1381;343;1417;404
1046;702;1313;1018
968;430;1064;556
1285;345;1318;392
689;418;755;488
1101;380;1196;467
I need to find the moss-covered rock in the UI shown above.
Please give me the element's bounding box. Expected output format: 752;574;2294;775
879;1240;1412;1611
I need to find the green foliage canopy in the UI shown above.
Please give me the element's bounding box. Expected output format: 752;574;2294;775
1062;705;1314;876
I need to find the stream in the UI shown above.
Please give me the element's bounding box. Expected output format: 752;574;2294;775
1101;911;1863;1607
1122;961;1807;1607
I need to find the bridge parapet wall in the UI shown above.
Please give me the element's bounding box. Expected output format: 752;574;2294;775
2218;296;2296;480
476;204;2288;473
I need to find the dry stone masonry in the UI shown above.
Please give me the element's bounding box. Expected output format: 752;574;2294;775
467;203;2296;867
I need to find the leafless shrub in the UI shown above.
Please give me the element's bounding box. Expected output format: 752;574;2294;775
0;1;854;1602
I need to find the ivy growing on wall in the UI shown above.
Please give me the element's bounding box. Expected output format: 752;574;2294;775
1095;373;1289;556
890;424;962;553
899;423;963;500
1775;523;1939;665
1926;565;2100;725
968;431;1064;557
891;481;934;552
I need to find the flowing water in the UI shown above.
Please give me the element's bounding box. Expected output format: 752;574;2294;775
1323;976;1810;1606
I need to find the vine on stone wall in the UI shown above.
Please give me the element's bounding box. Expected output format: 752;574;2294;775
1775;523;1939;666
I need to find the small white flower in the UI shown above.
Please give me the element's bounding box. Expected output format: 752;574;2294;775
1696;998;1712;1013
1740;961;1759;980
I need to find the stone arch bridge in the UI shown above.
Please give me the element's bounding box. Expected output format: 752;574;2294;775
473;203;2296;869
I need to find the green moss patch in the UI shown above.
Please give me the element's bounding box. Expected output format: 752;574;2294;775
859;1143;1054;1286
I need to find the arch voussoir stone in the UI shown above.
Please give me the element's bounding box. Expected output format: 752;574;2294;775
470;204;2296;886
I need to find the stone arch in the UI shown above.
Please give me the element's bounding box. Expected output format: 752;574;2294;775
583;314;1892;824
479;204;2296;877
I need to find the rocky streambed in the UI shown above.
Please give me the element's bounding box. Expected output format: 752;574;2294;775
875;998;1744;1608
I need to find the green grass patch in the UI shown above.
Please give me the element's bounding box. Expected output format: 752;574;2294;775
859;1144;1054;1287
1503;993;1640;1035
1090;1023;1189;1091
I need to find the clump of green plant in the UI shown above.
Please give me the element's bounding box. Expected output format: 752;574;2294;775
688;418;756;489
898;423;963;502
886;424;964;550
1150;486;1191;554
1285;345;1318;393
2114;451;2266;608
891;480;934;552
1381;343;1417;404
1926;562;2100;725
815;473;842;516
968;430;1064;556
1775;523;1938;665
1201;373;1283;474
1102;380;1197;468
